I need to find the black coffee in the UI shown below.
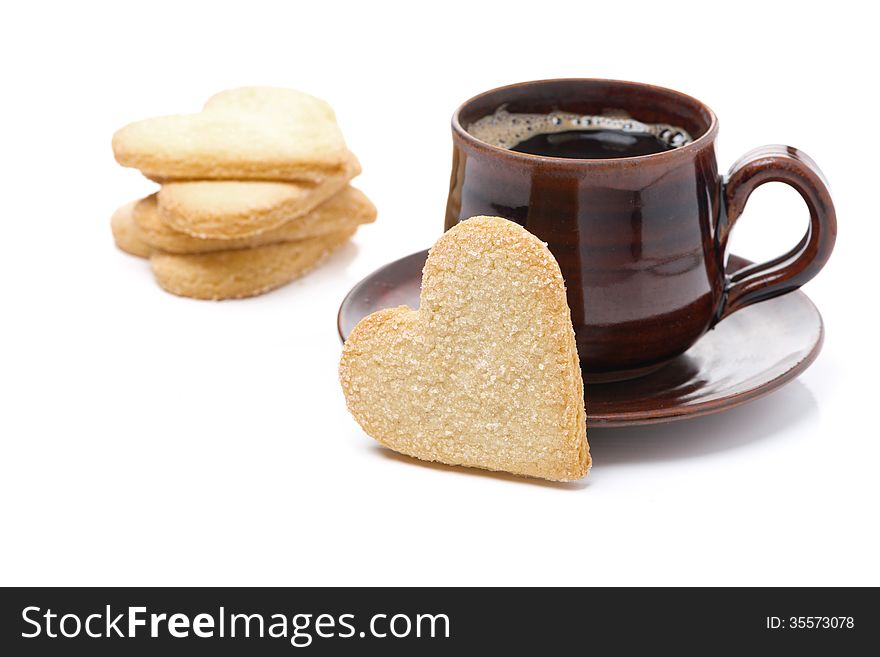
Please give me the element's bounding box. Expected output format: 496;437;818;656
510;129;675;159
467;107;693;159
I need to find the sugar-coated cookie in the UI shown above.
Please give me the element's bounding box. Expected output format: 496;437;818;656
339;216;589;481
110;201;153;258
157;154;361;239
133;187;375;254
112;87;350;182
151;227;355;300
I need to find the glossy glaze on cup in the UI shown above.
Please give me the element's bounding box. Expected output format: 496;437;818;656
445;79;836;380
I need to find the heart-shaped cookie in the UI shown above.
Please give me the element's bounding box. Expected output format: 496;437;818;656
151;227;356;300
339;216;589;481
157;153;361;239
112;87;350;182
133;186;376;254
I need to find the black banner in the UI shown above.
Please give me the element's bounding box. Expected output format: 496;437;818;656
0;587;874;654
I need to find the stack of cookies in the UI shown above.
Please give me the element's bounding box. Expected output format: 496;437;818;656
110;87;376;299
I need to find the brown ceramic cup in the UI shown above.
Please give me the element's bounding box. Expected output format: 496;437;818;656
445;79;836;381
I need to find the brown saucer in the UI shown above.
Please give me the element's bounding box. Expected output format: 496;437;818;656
338;252;824;427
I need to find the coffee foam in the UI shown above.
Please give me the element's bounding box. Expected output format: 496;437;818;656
467;106;693;151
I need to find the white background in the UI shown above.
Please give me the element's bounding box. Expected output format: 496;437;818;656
1;1;876;586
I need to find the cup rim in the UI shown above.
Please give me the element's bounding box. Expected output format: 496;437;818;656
451;78;719;165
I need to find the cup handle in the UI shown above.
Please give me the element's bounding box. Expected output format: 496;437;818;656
715;145;837;322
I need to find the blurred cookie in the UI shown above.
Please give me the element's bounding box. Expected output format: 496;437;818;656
339;216;589;481
134;186;375;254
157;154;360;239
110;201;153;258
151;227;355;300
112;87;351;182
